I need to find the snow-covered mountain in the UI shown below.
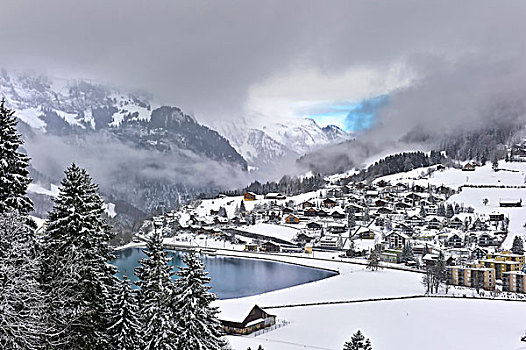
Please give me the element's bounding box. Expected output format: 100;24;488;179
209;115;350;167
0;70;249;223
0;70;246;169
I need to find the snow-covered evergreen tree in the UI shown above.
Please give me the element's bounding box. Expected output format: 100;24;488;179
401;242;415;263
419;204;426;218
135;228;178;349
108;275;142;350
445;203;454;218
367;249;380;271
343;330;372;350
0;99;33;214
0;210;44;349
40;163;117;349
512;236;524;255
437;203;446;216
432;251;447;293
173;251;228;350
348;209;356;228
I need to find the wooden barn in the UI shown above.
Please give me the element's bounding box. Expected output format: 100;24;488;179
220;305;276;335
244;192;257;201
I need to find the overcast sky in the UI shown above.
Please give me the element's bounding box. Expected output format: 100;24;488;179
1;1;525;130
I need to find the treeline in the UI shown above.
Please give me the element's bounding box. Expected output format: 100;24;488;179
0;101;228;349
217;173;326;198
351;150;447;182
439;124;518;163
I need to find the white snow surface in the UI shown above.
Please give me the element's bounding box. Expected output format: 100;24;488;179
227;298;526;350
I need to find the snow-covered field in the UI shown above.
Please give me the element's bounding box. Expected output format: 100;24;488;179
227;298;526;350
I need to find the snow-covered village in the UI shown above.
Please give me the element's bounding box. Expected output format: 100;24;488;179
4;1;526;350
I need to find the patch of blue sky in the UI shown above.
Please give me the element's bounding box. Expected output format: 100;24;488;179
307;95;389;132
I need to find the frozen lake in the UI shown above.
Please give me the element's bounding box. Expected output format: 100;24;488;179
113;248;337;299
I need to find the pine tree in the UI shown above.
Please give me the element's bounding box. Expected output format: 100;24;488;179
512;236;524;255
367;249;380;271
348;209;356;228
240;200;246;213
445;203;454;218
419;204;426;218
401;242;415;263
108;275;142;350
173;251;228;350
0;99;33;214
0;210;44;349
135;229;178;350
40;163;117;349
437;203;446;216
432;251;447;293
343;330;373;350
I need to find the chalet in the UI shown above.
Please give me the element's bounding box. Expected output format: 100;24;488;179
301;200;315;209
423;254;454;267
282;207;294;214
446;233;463;248
244;192;257;201
394;201;412;210
500;199;522;207
374;199;389;207
318;235;343;249
377;179;390;187
360;229;376;239
322;198;337;208
396;182;409;191
412;184;426;193
317;209;329;217
214;217;229;225
385;231;409;249
424;204;438;215
328;222;347;234
285;214;300;224
376;207;393;215
306;221;322;234
244;244;258;252
478;232;496;247
296;232;314;244
448;216;463;229
330;208;346;219
348;203;364;213
471;218;487;231
489;211;505;221
220;305;276;335
233;217;247;226
426;216;442;230
436;185;453;195
264;192;286;200
462;163;476;171
380;249;402;263
406;215;424;227
304;207;318;217
394;223;414;236
405;193;423;202
471;247;487;260
261;241;281;253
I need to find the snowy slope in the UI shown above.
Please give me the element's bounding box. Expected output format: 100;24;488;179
228;298;526;350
